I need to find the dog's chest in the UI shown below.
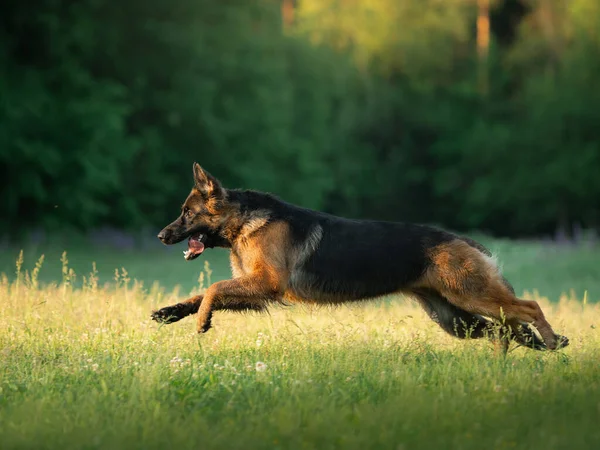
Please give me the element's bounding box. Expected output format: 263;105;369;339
229;249;248;278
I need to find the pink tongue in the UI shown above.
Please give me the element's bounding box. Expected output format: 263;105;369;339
188;240;205;254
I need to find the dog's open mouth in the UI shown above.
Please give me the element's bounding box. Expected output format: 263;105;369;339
183;233;206;261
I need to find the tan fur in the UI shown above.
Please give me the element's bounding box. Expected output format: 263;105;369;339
226;221;335;307
183;188;225;228
411;240;558;349
238;213;270;240
196;221;292;331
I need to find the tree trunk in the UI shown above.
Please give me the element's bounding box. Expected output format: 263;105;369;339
282;0;294;30
477;0;491;95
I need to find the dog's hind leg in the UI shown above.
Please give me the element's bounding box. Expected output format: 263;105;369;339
151;295;203;324
421;240;568;350
412;288;512;353
491;276;566;350
412;288;560;352
503;318;569;351
497;278;552;350
412;288;494;340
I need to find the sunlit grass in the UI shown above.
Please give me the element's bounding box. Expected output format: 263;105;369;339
1;253;599;450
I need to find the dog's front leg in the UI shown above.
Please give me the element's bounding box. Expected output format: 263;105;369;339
197;274;284;333
151;295;203;324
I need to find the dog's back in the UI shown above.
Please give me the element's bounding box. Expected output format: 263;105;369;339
289;217;460;302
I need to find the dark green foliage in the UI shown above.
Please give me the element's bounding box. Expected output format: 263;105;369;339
1;0;599;238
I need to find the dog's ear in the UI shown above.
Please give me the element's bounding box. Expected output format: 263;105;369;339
193;162;224;198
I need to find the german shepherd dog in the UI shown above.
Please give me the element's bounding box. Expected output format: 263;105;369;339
153;163;569;352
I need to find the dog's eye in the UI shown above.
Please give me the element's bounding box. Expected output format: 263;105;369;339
185;209;193;218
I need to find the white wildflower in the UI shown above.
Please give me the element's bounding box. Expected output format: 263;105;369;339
255;361;267;372
256;332;264;348
170;357;184;368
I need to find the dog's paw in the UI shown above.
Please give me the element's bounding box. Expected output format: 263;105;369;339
197;322;212;334
195;310;213;334
555;334;569;350
539;333;569;351
196;314;213;334
151;305;184;324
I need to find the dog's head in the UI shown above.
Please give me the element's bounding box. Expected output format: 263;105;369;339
157;163;228;260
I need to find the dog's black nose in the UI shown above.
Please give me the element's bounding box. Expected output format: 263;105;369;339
157;229;170;243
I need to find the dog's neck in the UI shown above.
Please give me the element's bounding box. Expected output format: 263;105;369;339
214;189;273;245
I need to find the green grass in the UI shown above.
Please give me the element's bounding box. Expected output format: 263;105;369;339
1;237;599;449
0;238;233;294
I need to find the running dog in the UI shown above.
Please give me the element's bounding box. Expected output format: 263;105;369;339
152;163;569;352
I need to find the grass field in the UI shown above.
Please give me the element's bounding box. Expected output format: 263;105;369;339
1;238;600;450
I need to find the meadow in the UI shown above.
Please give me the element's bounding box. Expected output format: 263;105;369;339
1;236;599;450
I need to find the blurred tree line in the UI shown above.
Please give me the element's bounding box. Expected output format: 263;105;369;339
1;0;599;238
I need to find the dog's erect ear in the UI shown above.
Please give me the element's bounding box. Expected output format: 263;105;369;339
193;162;224;197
